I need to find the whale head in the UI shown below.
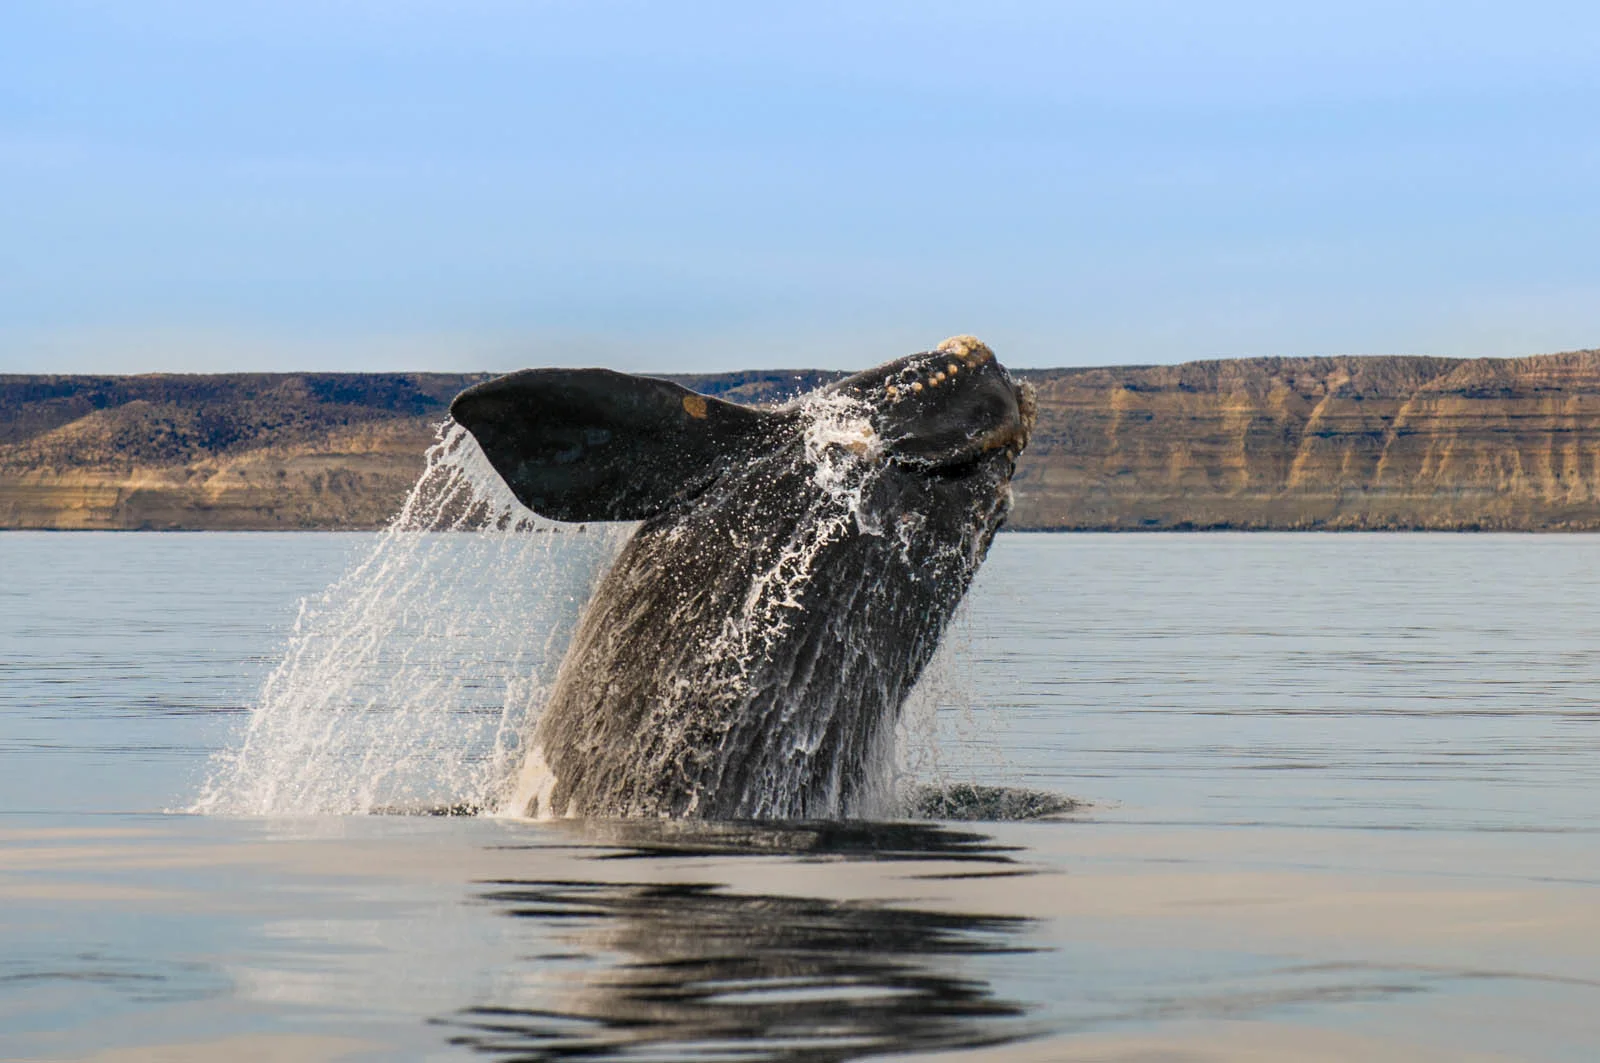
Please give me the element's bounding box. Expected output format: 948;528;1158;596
840;335;1032;468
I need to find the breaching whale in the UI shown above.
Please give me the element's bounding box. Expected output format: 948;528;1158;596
449;336;1034;819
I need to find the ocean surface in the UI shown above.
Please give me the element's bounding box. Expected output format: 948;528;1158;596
2;531;1598;1061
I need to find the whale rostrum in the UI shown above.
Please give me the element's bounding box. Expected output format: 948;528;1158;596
449;336;1034;819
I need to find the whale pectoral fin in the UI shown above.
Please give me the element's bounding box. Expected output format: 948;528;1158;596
449;368;773;521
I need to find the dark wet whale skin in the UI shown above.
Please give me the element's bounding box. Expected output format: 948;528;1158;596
450;337;1034;819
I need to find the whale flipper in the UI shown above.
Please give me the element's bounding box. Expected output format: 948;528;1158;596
450;368;775;522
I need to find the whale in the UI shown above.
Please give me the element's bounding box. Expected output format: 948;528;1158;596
449;336;1034;819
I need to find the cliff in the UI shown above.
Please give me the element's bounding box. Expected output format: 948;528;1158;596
0;370;842;530
1014;349;1600;529
3;350;1600;531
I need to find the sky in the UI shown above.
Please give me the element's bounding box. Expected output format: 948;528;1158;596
3;1;1599;374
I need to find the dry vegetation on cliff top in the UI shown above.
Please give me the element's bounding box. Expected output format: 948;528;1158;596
4;350;1600;530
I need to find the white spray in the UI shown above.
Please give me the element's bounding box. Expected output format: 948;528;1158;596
191;424;627;815
195;402;972;819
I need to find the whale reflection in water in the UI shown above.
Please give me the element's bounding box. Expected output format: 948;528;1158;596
430;822;1041;1062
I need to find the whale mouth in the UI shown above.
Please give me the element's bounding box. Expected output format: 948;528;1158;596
902;426;1023;481
886;380;1034;482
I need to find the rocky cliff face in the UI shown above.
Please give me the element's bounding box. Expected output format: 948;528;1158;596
1012;349;1600;529
0;374;477;530
0;370;843;530
4;352;1600;531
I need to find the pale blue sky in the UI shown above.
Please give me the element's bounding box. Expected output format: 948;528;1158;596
3;1;1598;373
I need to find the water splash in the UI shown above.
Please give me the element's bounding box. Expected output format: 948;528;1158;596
192;424;628;815
194;408;1050;821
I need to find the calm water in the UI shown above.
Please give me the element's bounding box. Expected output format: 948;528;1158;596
2;532;1599;1061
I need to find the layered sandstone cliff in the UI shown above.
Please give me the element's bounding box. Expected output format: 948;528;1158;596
1013;349;1600;529
3;351;1599;531
0;370;842;530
